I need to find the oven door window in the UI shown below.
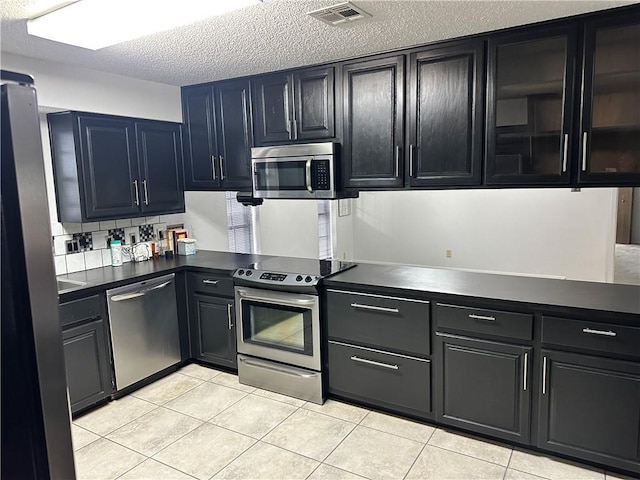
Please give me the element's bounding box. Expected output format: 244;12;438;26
242;300;313;356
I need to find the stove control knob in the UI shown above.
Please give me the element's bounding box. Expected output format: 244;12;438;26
305;276;312;283
296;275;303;282
246;270;253;276
237;269;245;276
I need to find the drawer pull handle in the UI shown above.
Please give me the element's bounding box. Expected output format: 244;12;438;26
542;356;547;395
582;327;616;337
350;303;399;314
202;279;219;285
350;356;399;370
469;314;495;322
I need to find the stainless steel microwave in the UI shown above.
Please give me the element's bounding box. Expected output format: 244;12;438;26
251;142;343;199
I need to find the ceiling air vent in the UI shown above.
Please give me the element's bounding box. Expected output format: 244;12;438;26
308;2;371;26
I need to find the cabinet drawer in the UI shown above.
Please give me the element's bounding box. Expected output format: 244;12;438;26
188;272;234;297
542;317;640;358
435;303;532;341
326;289;430;356
328;341;431;416
59;295;101;327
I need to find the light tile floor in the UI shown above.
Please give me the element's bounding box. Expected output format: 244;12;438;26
72;364;633;480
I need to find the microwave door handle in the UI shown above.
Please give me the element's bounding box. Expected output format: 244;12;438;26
305;157;313;193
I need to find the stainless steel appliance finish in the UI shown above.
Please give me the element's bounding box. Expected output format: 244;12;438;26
1;72;76;478
238;354;323;404
233;257;357;404
236;286;321;371
251;141;338;199
107;273;180;390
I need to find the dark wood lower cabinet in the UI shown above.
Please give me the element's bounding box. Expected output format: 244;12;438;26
62;318;112;414
539;350;640;474
327;340;431;418
436;333;532;443
189;293;237;369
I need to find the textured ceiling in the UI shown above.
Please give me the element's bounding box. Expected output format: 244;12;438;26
1;0;637;87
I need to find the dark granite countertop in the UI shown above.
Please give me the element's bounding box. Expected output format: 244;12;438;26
324;263;640;316
57;250;273;298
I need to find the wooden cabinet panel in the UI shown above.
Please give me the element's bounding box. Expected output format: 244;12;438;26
328;340;431;417
408;40;484;186
77;116;140;219
294;67;335;140
182;85;219;190
539;350;640;474
436;334;531;443
252;74;292;145
62;318;112;414
215;80;253;189
136;121;184;214
342;56;404;188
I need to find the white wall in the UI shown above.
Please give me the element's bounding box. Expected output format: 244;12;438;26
347;189;618;282
1;52;181;121
183;191;230;251
257;200;320;258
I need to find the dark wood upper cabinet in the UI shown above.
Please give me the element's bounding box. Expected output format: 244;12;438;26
181;80;253;191
77;116;140;220
182;85;219;190
578;13;640;186
407;40;484;186
252;66;335;145
485;26;577;186
135;121;184;214
48;112;184;222
342;55;405;189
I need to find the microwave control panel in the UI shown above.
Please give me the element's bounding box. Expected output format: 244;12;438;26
311;160;331;190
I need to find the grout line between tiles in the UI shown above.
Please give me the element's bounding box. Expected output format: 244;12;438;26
402;441;428;480
426;442;512;469
503;449;514;480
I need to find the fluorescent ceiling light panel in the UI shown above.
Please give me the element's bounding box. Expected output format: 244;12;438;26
27;0;262;50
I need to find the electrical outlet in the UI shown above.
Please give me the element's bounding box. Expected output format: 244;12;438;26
446;249;452;258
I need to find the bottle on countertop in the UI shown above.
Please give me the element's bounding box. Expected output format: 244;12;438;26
110;239;123;266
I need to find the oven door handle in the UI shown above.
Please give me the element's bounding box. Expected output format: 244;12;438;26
239;356;318;378
238;293;317;307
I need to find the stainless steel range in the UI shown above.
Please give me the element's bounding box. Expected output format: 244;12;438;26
233;257;356;404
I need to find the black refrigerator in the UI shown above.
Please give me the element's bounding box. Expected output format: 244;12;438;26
1;70;76;479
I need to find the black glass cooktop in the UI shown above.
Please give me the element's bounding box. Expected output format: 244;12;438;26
248;257;357;278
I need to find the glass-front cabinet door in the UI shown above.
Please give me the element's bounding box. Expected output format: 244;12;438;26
485;26;577;185
578;14;640;185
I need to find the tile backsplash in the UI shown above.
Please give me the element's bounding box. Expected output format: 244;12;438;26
52;214;185;275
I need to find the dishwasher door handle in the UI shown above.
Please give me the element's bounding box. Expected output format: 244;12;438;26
110;292;145;302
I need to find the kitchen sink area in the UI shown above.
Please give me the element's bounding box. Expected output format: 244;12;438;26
56;278;87;293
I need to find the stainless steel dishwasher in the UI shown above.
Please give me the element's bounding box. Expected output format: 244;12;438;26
106;273;180;390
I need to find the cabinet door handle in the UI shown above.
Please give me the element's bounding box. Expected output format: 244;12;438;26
582;327;616;337
350;303;399;314
562;133;568;173
142;179;149;205
219;155;225;181
227;303;233;330
350;356;399;370
582;132;588;171
523;352;528;391
542;356;547;395
394;145;400;177
469;314;495;322
211;155;217;180
133;180;140;206
202;279;218;285
292;119;298;140
409;144;415;178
